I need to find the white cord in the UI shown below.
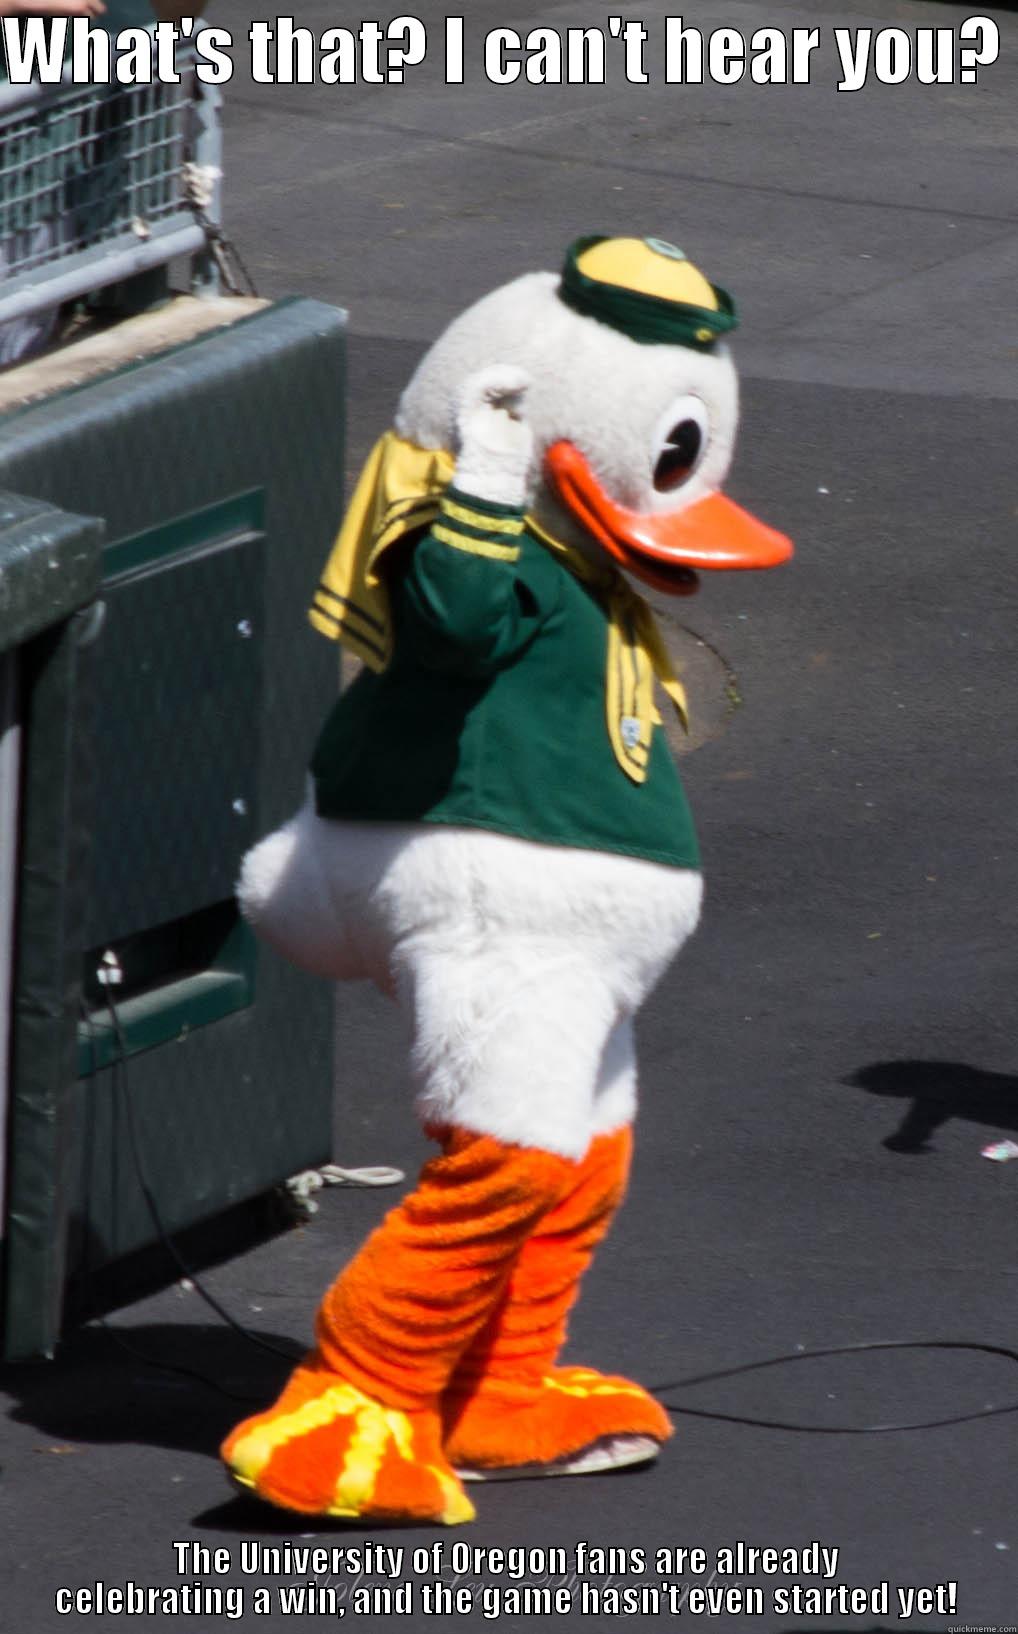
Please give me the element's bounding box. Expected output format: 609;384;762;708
318;1163;406;1187
284;1163;406;1215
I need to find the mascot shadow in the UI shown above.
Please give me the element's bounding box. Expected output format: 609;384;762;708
1;1318;380;1532
845;1059;1018;1153
3;1317;294;1453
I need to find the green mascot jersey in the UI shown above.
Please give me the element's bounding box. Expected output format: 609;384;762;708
311;488;701;872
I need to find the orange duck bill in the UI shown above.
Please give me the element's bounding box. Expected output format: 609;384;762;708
543;440;794;596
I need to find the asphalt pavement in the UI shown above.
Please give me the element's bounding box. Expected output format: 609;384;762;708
4;0;1018;1629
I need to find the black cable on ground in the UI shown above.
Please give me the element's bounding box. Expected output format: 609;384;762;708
659;1338;1018;1433
76;985;300;1404
95;1319;268;1407
100;985;303;1365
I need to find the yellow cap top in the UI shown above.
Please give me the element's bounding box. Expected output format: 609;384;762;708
575;237;720;313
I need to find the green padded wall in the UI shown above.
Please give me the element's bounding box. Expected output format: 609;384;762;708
0;496;104;1360
0;298;346;1359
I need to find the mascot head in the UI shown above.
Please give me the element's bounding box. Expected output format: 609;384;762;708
397;234;792;595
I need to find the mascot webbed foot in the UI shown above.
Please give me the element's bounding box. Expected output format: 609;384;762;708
442;1364;672;1477
222;1357;475;1525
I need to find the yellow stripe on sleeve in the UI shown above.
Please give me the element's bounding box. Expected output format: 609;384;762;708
440;499;525;536
431;522;521;562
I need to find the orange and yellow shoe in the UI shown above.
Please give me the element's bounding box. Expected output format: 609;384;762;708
222;1354;475;1524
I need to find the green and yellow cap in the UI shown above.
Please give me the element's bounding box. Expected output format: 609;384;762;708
558;235;738;351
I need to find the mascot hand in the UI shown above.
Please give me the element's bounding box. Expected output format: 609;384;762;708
454;365;534;506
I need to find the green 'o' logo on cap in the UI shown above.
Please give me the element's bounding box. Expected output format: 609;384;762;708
644;237;686;260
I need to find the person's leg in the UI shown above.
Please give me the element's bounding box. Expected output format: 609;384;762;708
222;1125;575;1522
441;1024;670;1474
0;224;63;368
436;850;703;1476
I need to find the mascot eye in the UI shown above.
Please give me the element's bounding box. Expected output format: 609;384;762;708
654;422;701;491
651;396;709;494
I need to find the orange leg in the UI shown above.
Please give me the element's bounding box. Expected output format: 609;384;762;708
222;1128;574;1523
441;1126;672;1473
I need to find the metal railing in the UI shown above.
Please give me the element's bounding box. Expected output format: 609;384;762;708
0;31;221;330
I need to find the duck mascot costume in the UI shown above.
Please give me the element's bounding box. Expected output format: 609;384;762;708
222;235;792;1524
